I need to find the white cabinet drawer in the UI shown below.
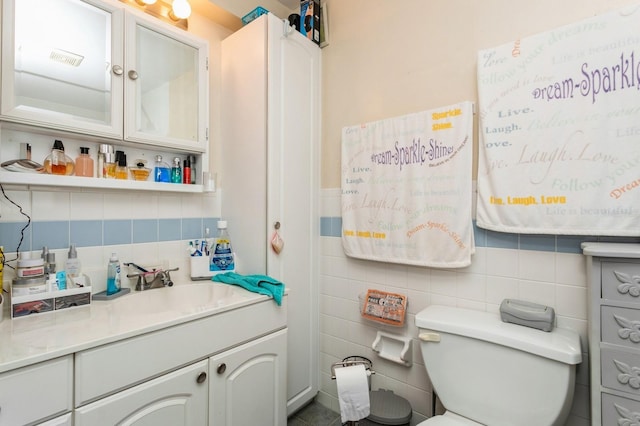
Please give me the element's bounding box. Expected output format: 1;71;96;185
601;347;640;396
601;262;640;305
601;306;640;350
75;298;286;406
0;356;72;425
602;392;640;426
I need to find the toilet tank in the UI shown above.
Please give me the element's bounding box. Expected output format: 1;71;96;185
416;305;582;426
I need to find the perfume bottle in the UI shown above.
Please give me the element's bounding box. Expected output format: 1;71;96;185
154;155;171;183
171;157;182;183
44;140;75;175
115;152;128;180
75;147;94;177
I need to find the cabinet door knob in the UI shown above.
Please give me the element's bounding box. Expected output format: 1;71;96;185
216;363;226;374
196;372;207;384
128;70;139;80
112;65;123;76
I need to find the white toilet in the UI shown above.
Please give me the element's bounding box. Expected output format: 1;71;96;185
415;305;582;426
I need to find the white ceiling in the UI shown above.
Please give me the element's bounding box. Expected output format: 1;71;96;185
277;0;300;11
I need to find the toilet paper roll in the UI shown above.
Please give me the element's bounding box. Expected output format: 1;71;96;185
335;364;371;422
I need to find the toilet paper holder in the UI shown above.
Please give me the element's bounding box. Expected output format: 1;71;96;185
372;331;413;367
331;355;375;380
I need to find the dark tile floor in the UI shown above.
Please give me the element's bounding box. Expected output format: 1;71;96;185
287;400;341;425
287;401;383;426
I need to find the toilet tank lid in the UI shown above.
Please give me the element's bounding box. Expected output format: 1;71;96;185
415;305;582;364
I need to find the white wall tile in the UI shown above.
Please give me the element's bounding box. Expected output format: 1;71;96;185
556;284;588;320
518;249;556;282
103;192;133;219
486;247;519;278
556;253;587;287
32;190;70;221
0;189;31;222
70;192;103;220
129;193;158;220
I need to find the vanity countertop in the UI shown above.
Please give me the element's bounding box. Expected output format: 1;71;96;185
0;282;277;374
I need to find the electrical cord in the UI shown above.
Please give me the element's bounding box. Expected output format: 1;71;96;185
0;181;32;277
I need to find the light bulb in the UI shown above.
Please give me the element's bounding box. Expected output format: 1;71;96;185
135;0;157;5
171;0;191;19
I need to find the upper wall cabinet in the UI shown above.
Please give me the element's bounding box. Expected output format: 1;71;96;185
0;0;209;153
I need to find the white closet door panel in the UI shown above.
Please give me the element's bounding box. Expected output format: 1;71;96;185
220;17;268;274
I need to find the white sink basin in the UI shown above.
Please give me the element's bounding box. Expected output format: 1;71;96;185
109;282;256;316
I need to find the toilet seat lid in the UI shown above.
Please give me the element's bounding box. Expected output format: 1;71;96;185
368;389;412;425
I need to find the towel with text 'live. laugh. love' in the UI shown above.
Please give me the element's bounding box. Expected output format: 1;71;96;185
341;102;475;268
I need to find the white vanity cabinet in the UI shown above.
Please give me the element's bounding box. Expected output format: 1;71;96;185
0;355;73;425
74;360;208;426
221;13;320;416
583;243;640;426
209;329;287;426
72;295;286;425
0;0;208;152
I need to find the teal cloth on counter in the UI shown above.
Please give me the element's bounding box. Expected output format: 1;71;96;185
212;272;285;305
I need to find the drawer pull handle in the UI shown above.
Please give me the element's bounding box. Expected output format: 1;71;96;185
613;270;640;298
614;359;640;389
614;314;640;344
196;372;207;384
217;363;226;374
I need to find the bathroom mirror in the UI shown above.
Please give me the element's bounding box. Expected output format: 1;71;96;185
12;0;113;124
133;23;199;141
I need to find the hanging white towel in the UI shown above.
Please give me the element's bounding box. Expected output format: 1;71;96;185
341;101;475;268
476;4;640;236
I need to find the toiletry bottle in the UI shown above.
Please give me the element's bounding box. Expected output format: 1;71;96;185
44;140;75;175
104;152;117;178
154;155;171;183
171;157;182;183
189;155;196;184
210;220;235;272
75;147;95;177
106;252;121;295
65;244;81;279
46;252;58;291
183;157;191;184
130;160;151;181
98;144;114;178
115;153;128;180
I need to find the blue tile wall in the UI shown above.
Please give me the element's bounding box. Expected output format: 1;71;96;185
2;216;638;256
0;217;219;254
319;217;640;253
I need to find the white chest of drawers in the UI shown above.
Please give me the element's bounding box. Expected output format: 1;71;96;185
583;242;640;426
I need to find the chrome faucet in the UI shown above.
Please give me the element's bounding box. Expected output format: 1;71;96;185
125;264;178;291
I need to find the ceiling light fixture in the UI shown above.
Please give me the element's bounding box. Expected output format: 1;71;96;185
121;0;190;30
169;0;191;20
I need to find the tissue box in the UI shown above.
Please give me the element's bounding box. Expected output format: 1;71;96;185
300;0;320;45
